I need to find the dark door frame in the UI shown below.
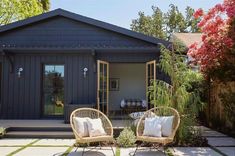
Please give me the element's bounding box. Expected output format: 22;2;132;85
41;63;65;119
0;62;2;107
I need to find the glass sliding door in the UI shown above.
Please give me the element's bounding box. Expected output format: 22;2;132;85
43;65;64;117
0;63;1;103
146;60;156;109
97;60;109;115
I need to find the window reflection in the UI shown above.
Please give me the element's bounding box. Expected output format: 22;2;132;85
43;65;64;116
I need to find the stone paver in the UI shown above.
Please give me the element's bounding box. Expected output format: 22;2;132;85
207;137;235;147
121;147;165;156
0;147;21;155
215;147;235;156
68;147;116;156
33;139;75;146
198;126;213;131
0;138;36;146
201;130;227;137
14;147;68;156
171;147;222;156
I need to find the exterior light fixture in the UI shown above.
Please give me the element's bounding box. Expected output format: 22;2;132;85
17;67;23;78
83;67;88;78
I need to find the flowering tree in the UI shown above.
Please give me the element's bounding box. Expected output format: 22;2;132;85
188;0;235;80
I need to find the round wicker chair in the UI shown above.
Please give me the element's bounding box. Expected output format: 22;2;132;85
70;108;115;155
134;106;180;155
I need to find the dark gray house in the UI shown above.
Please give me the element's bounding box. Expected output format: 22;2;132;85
0;9;170;120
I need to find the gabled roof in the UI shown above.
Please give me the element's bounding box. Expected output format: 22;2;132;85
172;33;202;47
0;9;170;47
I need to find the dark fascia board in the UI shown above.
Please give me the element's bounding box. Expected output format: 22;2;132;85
0;47;159;54
0;9;170;47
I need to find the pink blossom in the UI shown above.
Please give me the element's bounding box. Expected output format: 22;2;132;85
187;0;234;76
193;8;204;19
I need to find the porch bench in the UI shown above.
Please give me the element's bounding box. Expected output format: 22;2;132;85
120;99;147;115
121;106;146;115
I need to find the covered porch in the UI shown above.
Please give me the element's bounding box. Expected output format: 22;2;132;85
96;56;158;119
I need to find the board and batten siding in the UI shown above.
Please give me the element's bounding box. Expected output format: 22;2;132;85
0;54;96;119
0;14;165;119
0;16;155;48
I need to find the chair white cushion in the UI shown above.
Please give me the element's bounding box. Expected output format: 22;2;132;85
73;117;89;137
87;118;106;137
143;117;162;137
157;116;174;137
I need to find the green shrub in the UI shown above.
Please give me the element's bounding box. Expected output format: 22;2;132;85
0;127;5;138
116;127;136;147
130;122;137;133
148;43;206;145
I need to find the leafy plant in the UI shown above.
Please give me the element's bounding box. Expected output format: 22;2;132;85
188;0;235;80
148;42;205;145
0;127;5;138
0;0;50;25
116;127;136;147
131;4;200;40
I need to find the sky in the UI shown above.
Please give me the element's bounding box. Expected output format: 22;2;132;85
51;0;223;29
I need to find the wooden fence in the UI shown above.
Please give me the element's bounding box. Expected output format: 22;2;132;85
206;80;235;129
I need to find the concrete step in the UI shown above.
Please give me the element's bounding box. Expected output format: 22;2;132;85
5;131;74;139
5;126;123;139
3;120;125;139
7;126;72;132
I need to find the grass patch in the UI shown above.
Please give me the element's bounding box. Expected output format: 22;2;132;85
7;139;40;156
165;148;174;156
116;147;120;156
0;127;6;138
61;146;74;156
30;145;71;147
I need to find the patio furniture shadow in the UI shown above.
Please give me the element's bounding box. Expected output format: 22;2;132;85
67;151;106;156
129;150;165;156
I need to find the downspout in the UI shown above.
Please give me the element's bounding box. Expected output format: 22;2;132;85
1;49;14;73
91;49;97;107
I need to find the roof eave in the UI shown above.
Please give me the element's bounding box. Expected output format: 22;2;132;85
0;9;170;47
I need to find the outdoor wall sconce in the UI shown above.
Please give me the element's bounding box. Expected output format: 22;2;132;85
17;67;23;78
83;67;88;78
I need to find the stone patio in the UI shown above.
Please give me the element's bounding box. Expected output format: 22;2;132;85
0;138;224;156
0;147;21;156
200;126;235;156
33;139;75;146
121;147;165;156
14;147;68;156
0;139;37;146
170;147;221;156
68;147;116;156
0;126;234;156
207;137;235;147
215;147;235;156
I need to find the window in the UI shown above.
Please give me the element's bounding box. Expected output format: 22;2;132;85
0;63;1;103
43;65;64;116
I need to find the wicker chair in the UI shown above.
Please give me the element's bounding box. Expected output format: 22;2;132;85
134;106;180;155
70;108;115;156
